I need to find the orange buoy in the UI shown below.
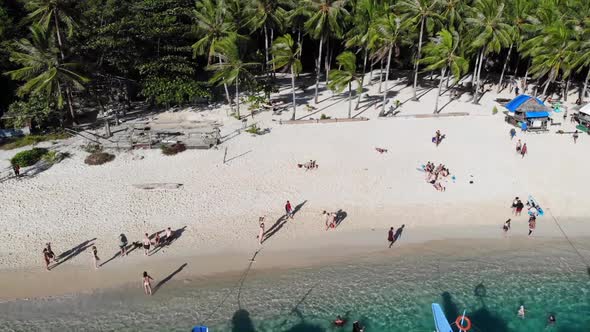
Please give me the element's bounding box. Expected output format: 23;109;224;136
455;316;471;331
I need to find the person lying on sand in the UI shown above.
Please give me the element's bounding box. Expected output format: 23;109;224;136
375;147;388;153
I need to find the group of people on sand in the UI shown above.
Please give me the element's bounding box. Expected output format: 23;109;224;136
515;139;528;158
424;162;450;191
297;160;318;170
504;197;538;236
257;200;296;245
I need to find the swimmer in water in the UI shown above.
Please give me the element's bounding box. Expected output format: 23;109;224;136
334;315;345;327
517;305;525;319
548;314;556;324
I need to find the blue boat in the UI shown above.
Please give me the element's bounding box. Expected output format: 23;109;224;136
432;303;472;332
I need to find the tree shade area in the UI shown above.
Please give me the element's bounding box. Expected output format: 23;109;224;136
2;0;590;129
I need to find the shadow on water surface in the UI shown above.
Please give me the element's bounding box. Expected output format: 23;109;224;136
232;309;256;332
442;290;508;332
284;322;325;332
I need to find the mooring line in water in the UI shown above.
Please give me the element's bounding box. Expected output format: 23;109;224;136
546;208;590;271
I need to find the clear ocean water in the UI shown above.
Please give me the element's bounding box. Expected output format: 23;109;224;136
1;238;589;332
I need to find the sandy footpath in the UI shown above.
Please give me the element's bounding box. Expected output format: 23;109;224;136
0;72;588;300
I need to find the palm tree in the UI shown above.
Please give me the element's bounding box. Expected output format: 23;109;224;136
328;51;362;118
247;0;290;75
395;0;442;100
523;21;575;97
207;35;260;119
567;0;590;101
286;4;312;59
5;25;89;121
271;34;302;119
192;0;237;112
304;0;349;104
421;29;469;113
466;0;513;103
25;0;76;60
372;13;405;115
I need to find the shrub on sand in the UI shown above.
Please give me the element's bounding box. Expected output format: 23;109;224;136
85;152;115;165
161;143;187;156
492;106;498;115
10;148;49;167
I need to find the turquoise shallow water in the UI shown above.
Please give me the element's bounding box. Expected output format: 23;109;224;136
1;238;589;332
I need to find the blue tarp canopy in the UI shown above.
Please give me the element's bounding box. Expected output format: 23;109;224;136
505;95;547;112
525;111;549;118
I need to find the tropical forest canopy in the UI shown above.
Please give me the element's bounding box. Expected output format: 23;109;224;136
1;0;590;128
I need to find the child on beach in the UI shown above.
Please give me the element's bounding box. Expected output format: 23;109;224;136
12;164;20;177
143;233;151;255
516;140;522;154
285;201;293;219
142;271;154;295
152;231;161;247
119;234;128;256
92;246;100;269
46;242;58;263
511;197;519;215
528;216;536;236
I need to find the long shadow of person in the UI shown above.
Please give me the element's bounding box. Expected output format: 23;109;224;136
262;216;288;243
150;226;187;256
392;225;405;244
291;200;308;217
152;263;188;294
334;210;348;227
50;238;97;270
232;309;256;332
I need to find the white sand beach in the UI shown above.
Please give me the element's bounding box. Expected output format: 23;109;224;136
1;74;589;300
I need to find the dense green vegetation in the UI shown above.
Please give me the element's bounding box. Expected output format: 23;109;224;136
10;147;49;167
2;0;590;127
0;132;69;150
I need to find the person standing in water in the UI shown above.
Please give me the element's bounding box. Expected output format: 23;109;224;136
92;246;100;269
518;305;526;318
142;271;154;295
528;216;536;236
285;200;293;219
388;227;395;248
258;218;265;245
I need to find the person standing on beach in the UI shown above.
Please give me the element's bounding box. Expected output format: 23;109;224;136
515;139;522;154
528;216;536;236
258;218;265;245
521;143;528;158
143;233;151;255
119;233;128;257
285;200;293;219
165;227;174;245
92;246;100;269
12;164;20;177
388;227;395;248
43;248;51;271
142;271;154;295
46;242;58;263
515;199;524;216
511;197;519;215
510;128;516;140
573;130;579;144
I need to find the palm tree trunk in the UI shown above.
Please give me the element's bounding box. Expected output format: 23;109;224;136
497;43;513;92
524;59;531;90
368;60;374;84
356;49;368;110
412;17;425;100
314;34;324;104
513;55;520;76
297;29;302;59
542;74;552;97
348;82;352;118
434;67;447;113
473;49;485;104
583;67;590;102
54;13;65;60
270;27;276;77
264;24;270;76
236;76;240;119
382;46;393;115
564;77;570;102
472;48;481;90
378;59;384;93
325;38;331;90
219;56;233;113
291;65;297;120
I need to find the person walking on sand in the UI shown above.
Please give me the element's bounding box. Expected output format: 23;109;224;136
142;271;154;296
91;246;100;269
119;233;128;257
503;219;511;235
573;130;579;144
520;143;528;158
388;227;395;248
12;164;20;177
43;248;51;271
510;128;516;140
165;227;174;245
143;233;151;255
515;139;522;154
285;200;293;219
258;218;265;245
